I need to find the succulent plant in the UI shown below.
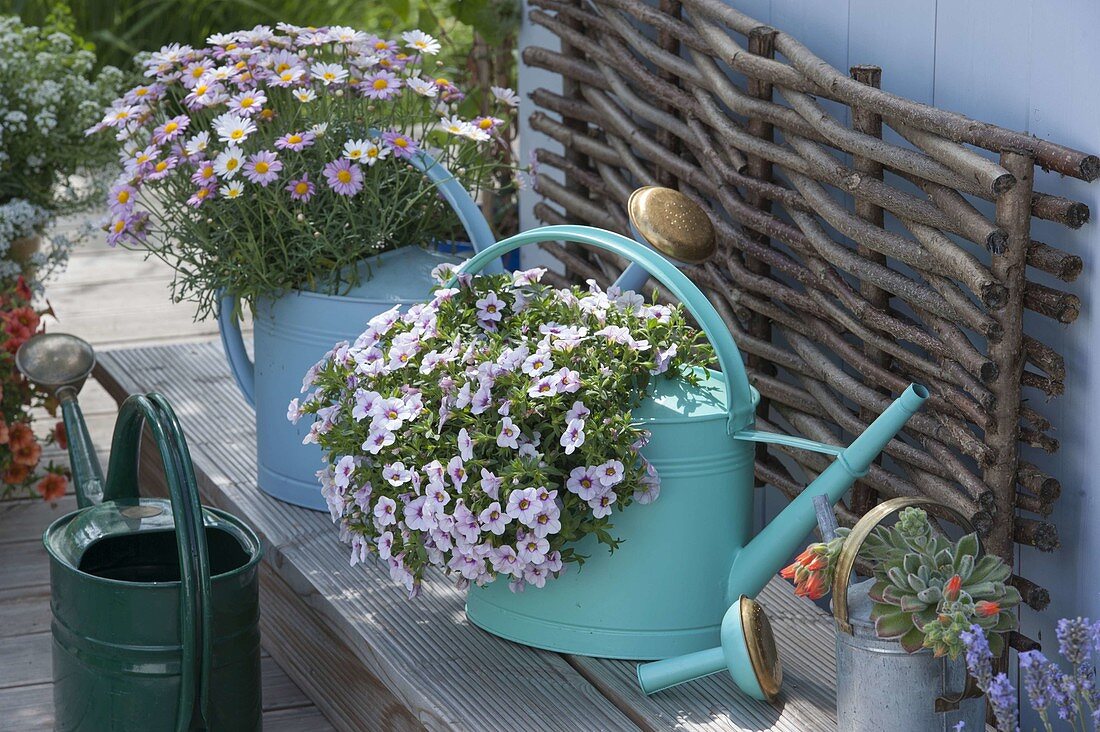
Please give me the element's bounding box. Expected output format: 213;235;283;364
865;508;1020;658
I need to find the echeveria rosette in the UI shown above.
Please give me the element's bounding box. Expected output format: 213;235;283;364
866;508;1021;658
86;24;518;319
294;267;712;597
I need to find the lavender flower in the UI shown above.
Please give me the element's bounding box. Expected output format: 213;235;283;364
323;158;363;196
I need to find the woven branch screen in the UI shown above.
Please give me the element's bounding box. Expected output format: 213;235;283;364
522;0;1099;641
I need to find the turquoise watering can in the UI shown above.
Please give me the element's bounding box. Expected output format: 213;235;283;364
458;189;928;702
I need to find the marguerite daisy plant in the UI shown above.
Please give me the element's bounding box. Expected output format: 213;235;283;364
88;24;518;319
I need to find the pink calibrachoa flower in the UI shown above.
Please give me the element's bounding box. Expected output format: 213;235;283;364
323;158;364;196
243;150;282;186
381;129;419;159
497;417;520;449
506;487;543;525
275;130;315;151
560;418;585;455
598;459;625;487
566;466;602;501
285;174;315;202
478;502;509;535
476;292;506;322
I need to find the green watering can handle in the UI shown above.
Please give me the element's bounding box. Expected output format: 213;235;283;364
453;225;755;433
102;394;213;732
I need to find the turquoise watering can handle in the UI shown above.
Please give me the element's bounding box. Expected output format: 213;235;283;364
453;225;755;433
101;394;213;732
217;147;503;406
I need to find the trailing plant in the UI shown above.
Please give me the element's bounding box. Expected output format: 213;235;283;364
87;23;519;319
295;266;713;596
959;618;1100;731
781;507;1020;658
0;274;67;501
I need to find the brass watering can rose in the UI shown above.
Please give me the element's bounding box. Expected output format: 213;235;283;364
627;186;717;265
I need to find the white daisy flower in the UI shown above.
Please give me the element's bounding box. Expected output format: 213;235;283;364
311;63;349;85
207;32;238;47
213;113;257;144
220;180;245;199
309;122;329;137
330;26;368;44
491;86;520;108
440;116;474;137
274;67;305;86
293;88;317;103
203;66;234;82
184;131;210;157
402;30;441;56
362;139;390;167
406;77;437;98
228;90;267;116
342;139;371;162
213;146;245;178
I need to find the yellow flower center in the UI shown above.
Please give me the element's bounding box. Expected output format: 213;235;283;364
239;97;255;108
275;62;291;73
336;170;352;184
435;77;449;86
254;161;269;174
116;190;130;204
226;159;239;170
259;109;274;121
294;182;310;195
323;72;336;81
134;88;149;97
288;134;302;144
113;220;125;233
396;52;409;59
235;61;247;70
114;110;130;120
366;148;378;158
164;121;178;134
378;59;392;68
478;118;493;130
196;188;210;199
348;150;361;159
225;42;237;51
374;41;388;50
201;167;214;179
393;137;408;148
230;129;244;140
373;78;389;90
154;161;169;173
194;84;208;96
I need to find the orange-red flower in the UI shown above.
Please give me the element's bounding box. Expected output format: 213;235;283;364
53;421;67;450
781;542;833;600
4;306;40;333
975;600;1000;618
8;423;42;468
14;276;32;303
35;473;67;502
2;463;29;486
944;574;962;602
0;418;8;445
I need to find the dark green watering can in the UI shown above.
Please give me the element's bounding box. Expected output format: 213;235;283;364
17;334;263;731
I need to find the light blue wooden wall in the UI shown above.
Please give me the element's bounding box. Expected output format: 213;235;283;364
518;0;1100;702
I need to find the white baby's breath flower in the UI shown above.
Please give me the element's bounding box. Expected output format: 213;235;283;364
406;77;437;98
292;88;317;103
219;180;245;199
402;30;441;56
491;86;520;108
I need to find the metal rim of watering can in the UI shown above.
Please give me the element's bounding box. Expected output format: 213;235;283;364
450;225;757;434
14;332;96;396
627;186;717;265
739;595;783;702
830;496;984;711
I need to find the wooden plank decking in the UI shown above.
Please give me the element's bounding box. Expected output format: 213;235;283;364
0;224;324;730
95;340;842;731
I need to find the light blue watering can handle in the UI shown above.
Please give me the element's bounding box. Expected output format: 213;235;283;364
217;148;503;406
453;225;755;433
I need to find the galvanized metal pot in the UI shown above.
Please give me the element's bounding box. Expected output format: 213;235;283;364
42;392;264;731
832;498;986;732
218;151;501;510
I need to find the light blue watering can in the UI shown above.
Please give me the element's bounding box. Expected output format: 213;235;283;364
218;149;503;510
458;188;928;702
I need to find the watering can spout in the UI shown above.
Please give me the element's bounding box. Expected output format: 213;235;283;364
730;384;929;600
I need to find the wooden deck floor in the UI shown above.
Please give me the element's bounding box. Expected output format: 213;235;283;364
0;220;328;730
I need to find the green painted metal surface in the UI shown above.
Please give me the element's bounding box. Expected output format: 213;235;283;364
43;391;263;731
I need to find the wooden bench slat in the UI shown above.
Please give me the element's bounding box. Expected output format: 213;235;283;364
95;340;839;731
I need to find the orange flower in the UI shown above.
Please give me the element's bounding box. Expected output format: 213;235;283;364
800;571;828;600
53;421;67;450
0;418;8;445
35;474;67;502
12;438;42;468
944;574;962;602
975;600;1000;618
15;276;32;302
2;463;29;486
7;422;35;450
5;306;40;333
780;562;798;581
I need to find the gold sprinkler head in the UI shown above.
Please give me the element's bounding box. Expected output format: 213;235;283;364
627;186;717;265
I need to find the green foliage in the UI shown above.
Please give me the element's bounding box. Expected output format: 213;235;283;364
864;508;1021;659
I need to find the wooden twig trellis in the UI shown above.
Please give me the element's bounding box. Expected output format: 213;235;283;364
523;0;1097;645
